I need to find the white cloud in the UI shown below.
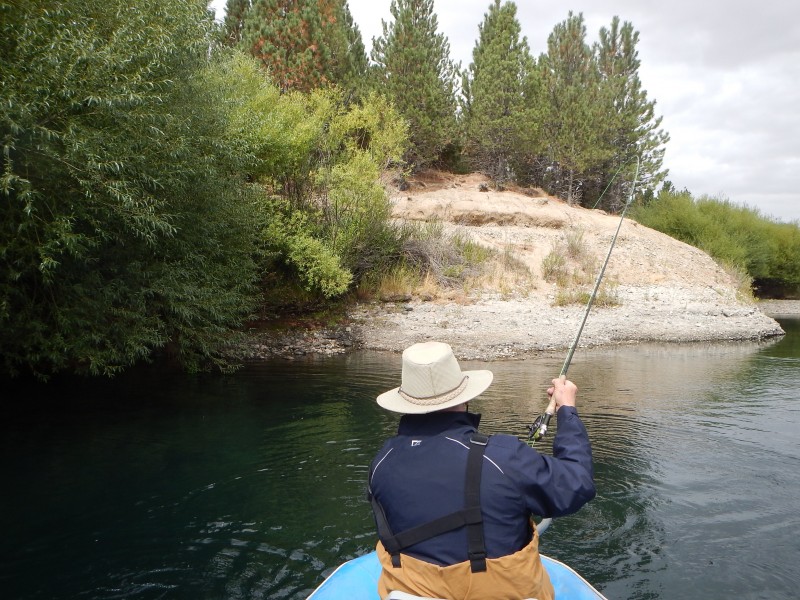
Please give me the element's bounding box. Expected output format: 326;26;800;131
208;0;226;21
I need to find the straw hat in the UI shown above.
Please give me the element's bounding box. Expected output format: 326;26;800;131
377;342;493;414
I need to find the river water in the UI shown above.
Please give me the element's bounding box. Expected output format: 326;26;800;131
1;318;799;600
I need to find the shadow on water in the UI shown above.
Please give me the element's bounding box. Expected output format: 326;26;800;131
1;319;798;599
1;355;407;600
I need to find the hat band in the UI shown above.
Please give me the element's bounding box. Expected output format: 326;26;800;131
398;375;469;406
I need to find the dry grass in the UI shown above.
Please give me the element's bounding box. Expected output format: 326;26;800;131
368;221;535;302
553;283;619;307
466;246;535;300
720;261;756;304
543;227;620;307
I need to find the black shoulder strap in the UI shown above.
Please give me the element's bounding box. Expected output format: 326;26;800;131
465;432;489;572
369;432;490;573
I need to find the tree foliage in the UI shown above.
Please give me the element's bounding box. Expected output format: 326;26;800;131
502;10;670;211
536;11;608;204
221;0;251;46
0;0;261;377
210;54;408;304
371;0;460;168
461;0;538;183
241;0;368;94
335;2;370;97
242;0;332;92
590;16;669;211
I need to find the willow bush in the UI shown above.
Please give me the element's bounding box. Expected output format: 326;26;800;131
633;190;800;297
0;0;261;377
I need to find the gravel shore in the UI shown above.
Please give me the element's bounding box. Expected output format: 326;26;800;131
757;299;800;318
243;294;792;362
347;288;787;361
243;173;794;362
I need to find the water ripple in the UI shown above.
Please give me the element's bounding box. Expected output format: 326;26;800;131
3;330;800;600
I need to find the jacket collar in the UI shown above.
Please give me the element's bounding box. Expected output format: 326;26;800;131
397;411;482;436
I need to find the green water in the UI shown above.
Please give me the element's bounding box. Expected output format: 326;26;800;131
2;319;799;599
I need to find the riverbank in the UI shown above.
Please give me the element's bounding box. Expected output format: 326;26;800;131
757;299;800;318
349;290;787;361
242;294;790;362
243;172;789;361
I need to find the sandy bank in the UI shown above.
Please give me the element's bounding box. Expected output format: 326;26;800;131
345;289;784;361
245;172;790;361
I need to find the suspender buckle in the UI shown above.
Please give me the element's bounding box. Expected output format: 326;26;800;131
468;550;488;572
470;433;489;445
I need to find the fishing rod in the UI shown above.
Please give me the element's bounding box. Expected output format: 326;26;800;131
527;157;641;446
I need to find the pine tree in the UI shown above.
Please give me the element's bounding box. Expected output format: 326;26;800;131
462;0;537;184
538;11;609;204
335;2;369;96
242;0;335;92
591;17;669;210
371;0;459;168
240;0;367;94
221;0;251;46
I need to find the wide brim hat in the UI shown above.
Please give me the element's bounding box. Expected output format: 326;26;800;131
377;341;493;414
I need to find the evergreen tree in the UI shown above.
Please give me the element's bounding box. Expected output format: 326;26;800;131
591;17;669;210
327;1;370;97
221;0;250;46
538;11;609;204
242;0;332;92
462;0;537;184
371;0;459;168
241;0;366;94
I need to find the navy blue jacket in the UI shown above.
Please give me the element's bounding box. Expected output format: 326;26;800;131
368;409;595;566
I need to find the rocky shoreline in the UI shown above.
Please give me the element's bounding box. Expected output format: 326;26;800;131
241;174;796;362
241;294;795;362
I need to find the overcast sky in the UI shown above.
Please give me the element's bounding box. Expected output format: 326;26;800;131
210;0;799;223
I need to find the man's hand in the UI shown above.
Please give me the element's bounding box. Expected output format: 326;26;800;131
547;376;578;410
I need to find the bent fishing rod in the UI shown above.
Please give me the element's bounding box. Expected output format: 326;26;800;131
527;157;641;446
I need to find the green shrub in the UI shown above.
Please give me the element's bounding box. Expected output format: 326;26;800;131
0;0;260;377
633;190;800;296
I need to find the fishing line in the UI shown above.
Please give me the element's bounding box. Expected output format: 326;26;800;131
589;160;629;211
528;157;640;537
528;156;641;446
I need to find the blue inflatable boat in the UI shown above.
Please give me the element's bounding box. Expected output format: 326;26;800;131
308;550;607;599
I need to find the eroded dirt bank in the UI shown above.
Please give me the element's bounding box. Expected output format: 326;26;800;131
246;173;788;361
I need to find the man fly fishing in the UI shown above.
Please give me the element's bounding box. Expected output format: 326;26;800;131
366;160;640;600
367;341;595;600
